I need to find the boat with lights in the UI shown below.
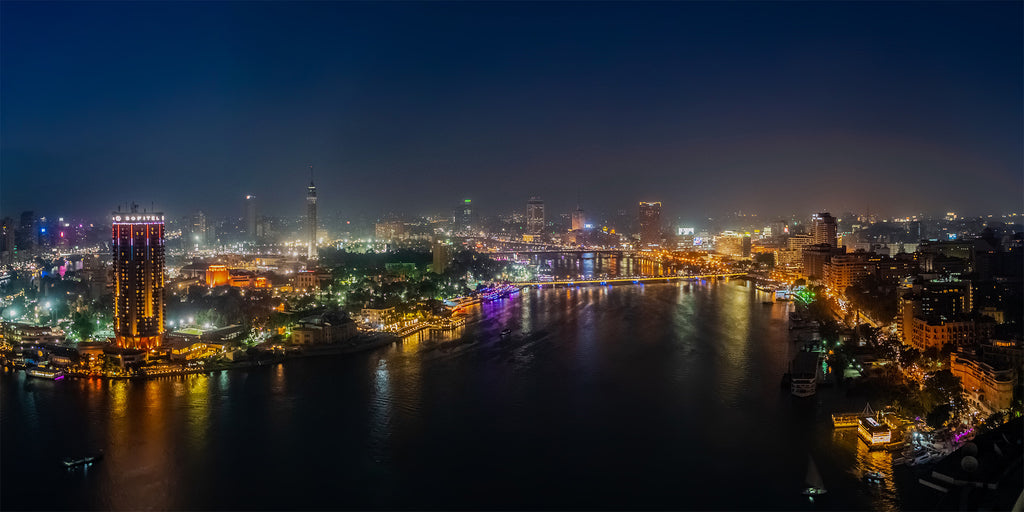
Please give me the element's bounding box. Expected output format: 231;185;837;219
26;366;65;381
64;451;103;468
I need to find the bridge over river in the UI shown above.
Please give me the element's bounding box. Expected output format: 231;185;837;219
514;272;749;287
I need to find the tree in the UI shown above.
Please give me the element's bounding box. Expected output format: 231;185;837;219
926;403;952;429
71;311;96;341
921;369;966;427
753;253;775;269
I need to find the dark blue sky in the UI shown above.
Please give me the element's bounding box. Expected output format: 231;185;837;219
2;1;1021;222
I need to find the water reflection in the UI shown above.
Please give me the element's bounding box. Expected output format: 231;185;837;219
367;359;393;463
3;281;904;511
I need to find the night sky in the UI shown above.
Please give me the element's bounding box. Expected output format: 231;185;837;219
2;1;1021;222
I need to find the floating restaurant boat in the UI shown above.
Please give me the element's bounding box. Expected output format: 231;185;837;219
832;403;895;449
26;366;65;381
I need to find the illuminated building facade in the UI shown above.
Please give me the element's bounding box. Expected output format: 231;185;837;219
951;352;1016;412
206;265;230;287
432;242;452;274
811;212;838;247
306;173;317;260
823;254;875;294
526;197;544;235
638;202;662;244
112;209;165;349
571;206;585;232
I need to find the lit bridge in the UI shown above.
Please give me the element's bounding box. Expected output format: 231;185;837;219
513;273;748;287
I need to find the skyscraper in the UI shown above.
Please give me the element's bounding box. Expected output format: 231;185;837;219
188;210;209;249
811;212;838;248
16;211;35;253
244;195;257;243
638;201;662;244
571;206;586;231
526;197;545;235
0;217;14;265
432;241;452;274
454;199;475;233
112;207;165;349
306;168;318;260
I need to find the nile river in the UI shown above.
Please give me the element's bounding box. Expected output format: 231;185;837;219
2;281;904;510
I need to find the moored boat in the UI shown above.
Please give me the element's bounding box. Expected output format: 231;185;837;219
790;351;821;397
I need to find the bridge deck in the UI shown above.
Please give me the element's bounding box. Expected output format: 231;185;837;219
515;273;746;286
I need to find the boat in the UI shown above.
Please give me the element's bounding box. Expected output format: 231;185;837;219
63;451;103;468
26;366;65;381
790;351;821;398
864;471;885;483
802;457;827;497
500;328;512;336
762;301;774;305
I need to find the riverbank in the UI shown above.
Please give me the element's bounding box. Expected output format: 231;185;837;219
7;332;404;381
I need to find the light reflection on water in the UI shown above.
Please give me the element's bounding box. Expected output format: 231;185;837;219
3;281;907;511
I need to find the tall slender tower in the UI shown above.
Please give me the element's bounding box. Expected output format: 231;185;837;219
244;195;257;243
306;166;318;260
112;205;165;349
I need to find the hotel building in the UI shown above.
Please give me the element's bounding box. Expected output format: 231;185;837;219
112;209;165;349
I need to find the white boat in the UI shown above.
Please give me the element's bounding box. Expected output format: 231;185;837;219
790;351;820;397
802;456;827;497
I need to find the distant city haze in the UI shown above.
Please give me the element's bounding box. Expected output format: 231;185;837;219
2;2;1021;219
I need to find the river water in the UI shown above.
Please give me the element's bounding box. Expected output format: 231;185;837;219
2;281;903;510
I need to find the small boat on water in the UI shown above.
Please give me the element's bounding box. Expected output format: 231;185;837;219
802;457;827;498
500;328;512;336
864;471;885;483
64;451;103;468
762;301;774;305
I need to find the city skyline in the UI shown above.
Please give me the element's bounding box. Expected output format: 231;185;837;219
2;2;1021;219
1;2;1021;510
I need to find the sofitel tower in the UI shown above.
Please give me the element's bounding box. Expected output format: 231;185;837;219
112;206;165;349
306;167;318;260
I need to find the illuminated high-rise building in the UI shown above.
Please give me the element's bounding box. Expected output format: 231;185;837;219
811;212;838;248
306;168;318;260
638;201;662;244
571;206;586;231
112;207;165;349
454;199;476;233
432;241;452;274
526;197;545;235
244;195;257;242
